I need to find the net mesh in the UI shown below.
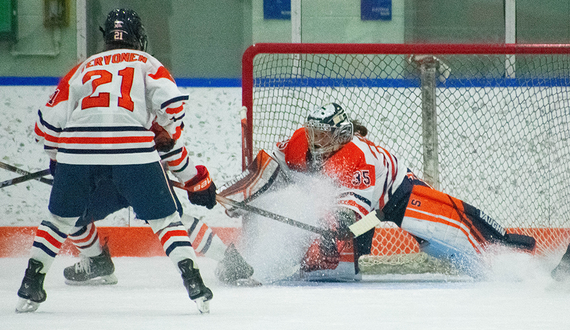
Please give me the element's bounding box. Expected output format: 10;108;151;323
244;46;570;264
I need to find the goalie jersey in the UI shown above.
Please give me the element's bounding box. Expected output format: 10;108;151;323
34;49;188;166
274;127;408;220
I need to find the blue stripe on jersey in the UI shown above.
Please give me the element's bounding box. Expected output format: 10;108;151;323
338;191;372;207
40;220;68;239
160;147;183;160
161;95;189;109
38;110;62;133
62;126;148;132
172;158;190;173
171;113;185;122
164;241;193;256
32;241;57;258
58;147;156;154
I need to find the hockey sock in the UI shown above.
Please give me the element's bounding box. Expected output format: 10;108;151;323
68;223;103;257
30;214;78;273
182;214;227;261
149;212;200;268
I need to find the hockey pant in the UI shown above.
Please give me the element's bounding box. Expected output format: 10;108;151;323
30;163;200;273
400;184;535;272
67;173;226;261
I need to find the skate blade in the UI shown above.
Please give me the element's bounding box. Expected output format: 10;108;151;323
194;296;210;314
65;274;118;286
15;298;40;313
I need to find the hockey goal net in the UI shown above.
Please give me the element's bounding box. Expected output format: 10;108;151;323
241;43;570;272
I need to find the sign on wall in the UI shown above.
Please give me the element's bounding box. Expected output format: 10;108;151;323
361;0;392;21
264;0;291;20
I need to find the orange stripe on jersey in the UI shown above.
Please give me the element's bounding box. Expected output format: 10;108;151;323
192;225;208;247
34;124;45;138
172;126;182;140
57;136;154;144
165;104;184;115
47;63;81;107
149;66;175;83
168;147;188;167
160;230;188;246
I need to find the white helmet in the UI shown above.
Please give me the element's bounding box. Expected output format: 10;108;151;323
304;103;353;158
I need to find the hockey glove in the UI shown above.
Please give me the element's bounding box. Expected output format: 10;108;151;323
150;122;176;152
185;165;217;209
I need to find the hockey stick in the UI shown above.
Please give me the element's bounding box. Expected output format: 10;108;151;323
0;168;52;188
172;180;379;238
0;162;53;186
171;180;332;236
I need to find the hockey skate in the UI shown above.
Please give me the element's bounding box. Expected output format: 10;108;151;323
16;259;47;313
552;244;570;282
63;241;118;285
178;259;213;314
214;243;259;286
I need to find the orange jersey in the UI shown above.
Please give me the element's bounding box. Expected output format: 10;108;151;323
275;127;408;219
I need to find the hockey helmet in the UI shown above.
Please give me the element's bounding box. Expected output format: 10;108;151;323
304;103;354;157
102;8;147;51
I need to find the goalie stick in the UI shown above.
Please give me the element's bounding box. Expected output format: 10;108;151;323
0;162;53;186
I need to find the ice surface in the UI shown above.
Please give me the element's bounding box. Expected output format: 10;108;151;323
2;256;570;330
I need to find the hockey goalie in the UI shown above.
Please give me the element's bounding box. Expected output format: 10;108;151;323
216;103;536;283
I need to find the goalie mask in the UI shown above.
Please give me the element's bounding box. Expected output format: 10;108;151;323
304;103;354;158
102;8;148;52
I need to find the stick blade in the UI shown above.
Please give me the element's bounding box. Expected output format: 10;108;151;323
349;210;381;237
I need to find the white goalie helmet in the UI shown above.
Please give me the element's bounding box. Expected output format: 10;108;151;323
304;103;354;158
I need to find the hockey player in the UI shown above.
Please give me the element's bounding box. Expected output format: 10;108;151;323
16;9;214;313
267;102;536;280
60;122;254;287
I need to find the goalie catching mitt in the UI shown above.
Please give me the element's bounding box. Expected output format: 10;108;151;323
185;165;217;209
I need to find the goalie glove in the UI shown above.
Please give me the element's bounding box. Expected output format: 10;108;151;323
185;165;217;209
301;235;340;272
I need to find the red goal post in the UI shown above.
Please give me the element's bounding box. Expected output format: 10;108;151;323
241;43;570;262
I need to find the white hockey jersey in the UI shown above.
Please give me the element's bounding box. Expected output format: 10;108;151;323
34;49;188;166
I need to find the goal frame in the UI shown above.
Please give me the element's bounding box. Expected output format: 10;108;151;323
240;43;570;261
241;42;570;169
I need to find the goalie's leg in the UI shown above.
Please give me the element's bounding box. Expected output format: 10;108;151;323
400;185;536;274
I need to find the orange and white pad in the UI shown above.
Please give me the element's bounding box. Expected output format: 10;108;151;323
400;185;486;267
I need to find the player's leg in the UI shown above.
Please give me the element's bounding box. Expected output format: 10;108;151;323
552;243;570;281
64;223;117;285
112;162;212;312
16;163;91;313
63;178;128;285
